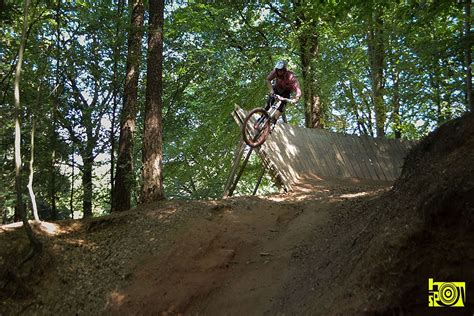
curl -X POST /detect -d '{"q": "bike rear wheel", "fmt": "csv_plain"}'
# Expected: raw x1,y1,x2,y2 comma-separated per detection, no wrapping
242,108,271,148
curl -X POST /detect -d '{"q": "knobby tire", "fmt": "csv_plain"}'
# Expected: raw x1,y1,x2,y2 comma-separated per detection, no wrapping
242,108,270,148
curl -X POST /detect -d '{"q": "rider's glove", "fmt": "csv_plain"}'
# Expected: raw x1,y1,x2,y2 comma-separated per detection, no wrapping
290,98,298,104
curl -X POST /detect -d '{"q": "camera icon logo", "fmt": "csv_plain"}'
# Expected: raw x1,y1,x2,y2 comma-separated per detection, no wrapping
428,278,466,307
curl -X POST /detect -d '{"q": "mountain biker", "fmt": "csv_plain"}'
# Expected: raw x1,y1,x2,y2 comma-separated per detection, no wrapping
265,60,301,122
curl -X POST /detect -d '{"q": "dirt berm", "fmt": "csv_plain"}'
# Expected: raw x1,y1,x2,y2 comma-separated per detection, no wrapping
1,112,473,315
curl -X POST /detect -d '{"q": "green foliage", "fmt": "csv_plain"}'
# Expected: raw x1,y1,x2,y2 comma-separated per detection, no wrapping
314,0,468,136
0,0,471,220
161,1,287,198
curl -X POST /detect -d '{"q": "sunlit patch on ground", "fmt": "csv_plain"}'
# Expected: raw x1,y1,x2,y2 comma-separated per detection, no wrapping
1,220,61,235
339,191,371,199
0,221,24,231
106,291,127,309
144,204,179,221
1,220,85,236
36,221,61,235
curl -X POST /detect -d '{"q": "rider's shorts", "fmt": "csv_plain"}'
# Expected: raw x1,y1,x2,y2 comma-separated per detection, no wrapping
266,87,292,112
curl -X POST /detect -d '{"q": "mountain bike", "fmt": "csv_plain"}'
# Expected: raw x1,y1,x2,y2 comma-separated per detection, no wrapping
242,94,293,148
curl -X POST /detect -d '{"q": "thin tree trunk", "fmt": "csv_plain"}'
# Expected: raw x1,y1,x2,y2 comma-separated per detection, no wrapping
368,8,385,137
14,0,42,254
140,0,165,203
49,0,61,221
430,63,445,126
82,139,94,218
354,80,374,136
391,69,401,138
27,113,40,221
64,66,103,219
50,133,57,219
465,0,473,111
70,145,74,219
344,82,369,135
2,208,6,224
80,109,95,218
112,0,144,212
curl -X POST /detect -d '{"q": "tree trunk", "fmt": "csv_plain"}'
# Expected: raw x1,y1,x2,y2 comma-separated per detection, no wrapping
113,0,144,211
293,0,322,129
465,0,473,111
300,34,322,129
112,0,144,212
110,0,126,209
368,8,385,137
140,0,165,204
82,168,93,218
14,0,42,254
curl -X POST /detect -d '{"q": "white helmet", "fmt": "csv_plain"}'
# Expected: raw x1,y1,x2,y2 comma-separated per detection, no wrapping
275,60,287,70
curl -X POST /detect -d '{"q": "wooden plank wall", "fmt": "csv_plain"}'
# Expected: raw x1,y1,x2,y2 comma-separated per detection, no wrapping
233,105,413,190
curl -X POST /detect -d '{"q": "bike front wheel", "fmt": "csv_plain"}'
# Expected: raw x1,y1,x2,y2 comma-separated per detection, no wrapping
242,108,271,148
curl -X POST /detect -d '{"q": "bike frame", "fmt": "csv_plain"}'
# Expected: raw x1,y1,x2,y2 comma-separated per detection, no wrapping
242,94,294,148
268,94,293,122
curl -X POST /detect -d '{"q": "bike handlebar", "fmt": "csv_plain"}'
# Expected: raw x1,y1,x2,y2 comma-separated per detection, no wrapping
273,94,298,104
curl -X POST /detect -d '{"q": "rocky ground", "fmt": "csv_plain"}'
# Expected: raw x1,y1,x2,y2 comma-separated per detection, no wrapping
1,112,473,315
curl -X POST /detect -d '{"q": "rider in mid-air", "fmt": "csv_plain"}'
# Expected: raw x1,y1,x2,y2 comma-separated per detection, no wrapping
265,60,301,122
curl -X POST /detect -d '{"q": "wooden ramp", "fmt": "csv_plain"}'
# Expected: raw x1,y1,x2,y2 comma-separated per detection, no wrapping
225,105,413,194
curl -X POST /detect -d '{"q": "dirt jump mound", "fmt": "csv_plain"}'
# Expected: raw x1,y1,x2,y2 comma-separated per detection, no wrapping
359,112,474,314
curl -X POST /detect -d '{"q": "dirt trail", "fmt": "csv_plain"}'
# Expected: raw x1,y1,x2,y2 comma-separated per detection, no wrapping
1,180,389,315
105,180,388,315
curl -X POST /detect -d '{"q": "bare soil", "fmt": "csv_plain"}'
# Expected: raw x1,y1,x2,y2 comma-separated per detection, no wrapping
1,112,474,315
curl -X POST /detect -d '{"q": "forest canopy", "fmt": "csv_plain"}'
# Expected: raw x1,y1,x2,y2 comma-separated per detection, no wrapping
0,0,472,221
